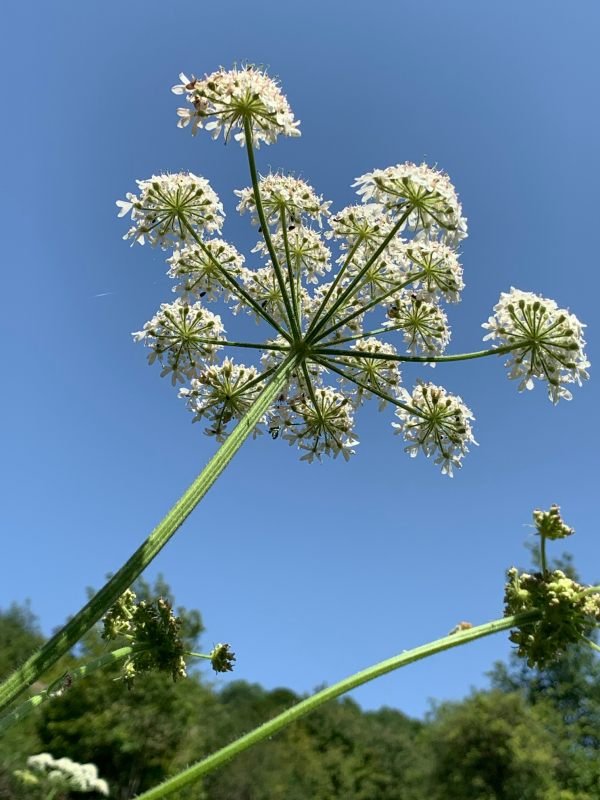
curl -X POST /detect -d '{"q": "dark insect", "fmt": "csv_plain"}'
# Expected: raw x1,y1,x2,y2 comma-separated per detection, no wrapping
269,426,280,440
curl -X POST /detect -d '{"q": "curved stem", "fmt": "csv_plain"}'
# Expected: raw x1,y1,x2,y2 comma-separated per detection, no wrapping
243,118,300,340
312,343,518,364
583,637,600,654
0,645,145,733
134,611,539,799
0,355,298,715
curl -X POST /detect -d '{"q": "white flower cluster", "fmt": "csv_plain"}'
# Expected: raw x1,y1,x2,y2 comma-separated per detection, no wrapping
236,173,331,228
133,299,225,384
116,173,224,248
354,163,468,245
393,381,476,476
172,65,300,146
24,753,109,795
117,64,588,471
482,288,589,403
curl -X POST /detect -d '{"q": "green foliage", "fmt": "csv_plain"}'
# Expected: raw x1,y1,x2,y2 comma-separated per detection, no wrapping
1,575,599,800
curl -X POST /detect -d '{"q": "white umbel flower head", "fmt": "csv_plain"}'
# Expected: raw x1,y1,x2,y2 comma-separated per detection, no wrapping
254,227,332,284
172,65,300,146
482,288,590,403
117,173,224,249
393,381,476,476
354,163,467,244
236,174,331,228
25,754,109,796
327,204,396,253
167,239,245,301
403,240,464,303
281,386,358,462
180,358,264,440
384,294,451,356
133,299,225,384
337,338,402,409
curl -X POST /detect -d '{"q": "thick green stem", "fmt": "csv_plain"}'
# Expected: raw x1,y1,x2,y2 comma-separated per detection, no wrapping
243,118,301,340
0,356,298,715
0,645,143,733
312,343,518,364
134,611,539,799
540,535,548,574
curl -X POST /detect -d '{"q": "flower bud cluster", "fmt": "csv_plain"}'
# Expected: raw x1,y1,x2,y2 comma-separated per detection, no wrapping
483,288,589,403
172,65,300,146
102,591,187,686
15,753,109,795
533,504,574,540
209,643,236,673
504,567,600,668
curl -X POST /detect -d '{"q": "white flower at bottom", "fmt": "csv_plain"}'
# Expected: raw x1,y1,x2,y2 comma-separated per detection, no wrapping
133,299,225,384
482,288,589,403
180,358,263,440
281,387,358,462
393,381,476,476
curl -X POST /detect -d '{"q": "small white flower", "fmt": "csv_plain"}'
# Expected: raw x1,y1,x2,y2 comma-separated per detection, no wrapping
384,294,451,356
172,65,300,147
236,173,331,229
167,239,245,301
117,173,224,249
180,358,264,440
133,299,225,384
482,288,590,403
393,381,476,476
354,162,467,244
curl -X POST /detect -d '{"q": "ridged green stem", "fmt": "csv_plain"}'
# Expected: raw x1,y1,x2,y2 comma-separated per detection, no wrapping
0,355,297,716
0,645,144,733
312,343,518,363
134,611,539,799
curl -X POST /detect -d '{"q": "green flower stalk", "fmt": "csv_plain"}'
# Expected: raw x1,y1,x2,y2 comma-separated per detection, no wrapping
0,64,590,714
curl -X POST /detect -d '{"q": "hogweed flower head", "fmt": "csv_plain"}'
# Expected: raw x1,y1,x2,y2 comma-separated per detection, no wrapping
118,64,589,473
133,299,225,385
533,504,574,540
210,643,236,673
504,567,600,669
102,591,187,685
393,381,476,476
117,173,224,248
17,754,109,796
236,173,331,228
483,288,589,403
354,162,468,245
172,65,300,146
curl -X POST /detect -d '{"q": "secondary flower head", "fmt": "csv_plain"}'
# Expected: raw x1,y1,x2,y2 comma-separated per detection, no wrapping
179,358,263,440
254,227,332,284
385,293,451,356
403,240,464,303
117,173,224,248
336,338,401,409
354,162,467,244
236,173,331,228
133,299,225,385
393,381,476,476
483,288,589,403
172,65,300,147
167,239,245,302
327,204,396,253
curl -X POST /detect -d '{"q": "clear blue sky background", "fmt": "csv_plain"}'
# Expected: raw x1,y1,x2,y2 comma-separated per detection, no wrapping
2,1,599,718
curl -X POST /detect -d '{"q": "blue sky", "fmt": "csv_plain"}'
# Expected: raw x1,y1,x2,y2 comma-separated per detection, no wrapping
1,1,599,718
